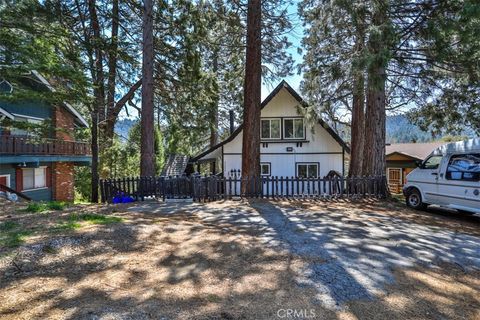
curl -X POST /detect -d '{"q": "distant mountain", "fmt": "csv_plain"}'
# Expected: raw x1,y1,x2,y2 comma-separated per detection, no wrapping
115,118,138,140
386,115,435,143
114,114,471,145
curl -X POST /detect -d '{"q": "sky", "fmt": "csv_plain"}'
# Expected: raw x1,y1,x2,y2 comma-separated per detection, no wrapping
120,1,305,119
262,0,304,99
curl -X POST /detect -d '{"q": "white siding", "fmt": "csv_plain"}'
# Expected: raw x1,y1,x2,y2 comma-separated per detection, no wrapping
224,153,343,178
200,86,346,177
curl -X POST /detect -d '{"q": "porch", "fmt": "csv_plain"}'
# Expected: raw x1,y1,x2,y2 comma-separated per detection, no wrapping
0,135,91,156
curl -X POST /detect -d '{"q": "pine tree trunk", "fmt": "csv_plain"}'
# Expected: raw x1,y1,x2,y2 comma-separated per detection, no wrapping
88,0,104,202
90,110,99,203
103,0,119,150
349,79,365,177
210,51,219,148
241,0,261,193
364,71,386,177
363,1,387,183
349,7,366,178
209,51,219,174
140,0,156,177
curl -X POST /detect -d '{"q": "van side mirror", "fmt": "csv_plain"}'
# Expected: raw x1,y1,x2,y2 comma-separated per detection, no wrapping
414,160,422,168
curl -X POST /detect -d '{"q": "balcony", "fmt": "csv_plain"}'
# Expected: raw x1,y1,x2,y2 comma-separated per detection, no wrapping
0,135,91,156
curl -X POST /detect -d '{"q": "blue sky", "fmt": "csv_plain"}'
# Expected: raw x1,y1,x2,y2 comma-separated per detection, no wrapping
262,0,304,99
120,2,305,118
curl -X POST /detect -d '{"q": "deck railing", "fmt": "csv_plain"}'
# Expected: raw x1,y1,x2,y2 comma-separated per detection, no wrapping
0,135,91,156
100,175,388,203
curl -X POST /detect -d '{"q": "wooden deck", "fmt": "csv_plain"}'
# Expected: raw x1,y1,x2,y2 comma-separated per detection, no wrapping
0,135,91,156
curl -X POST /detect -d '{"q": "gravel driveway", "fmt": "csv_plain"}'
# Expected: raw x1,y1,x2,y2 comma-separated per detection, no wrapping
174,200,480,309
1,199,479,319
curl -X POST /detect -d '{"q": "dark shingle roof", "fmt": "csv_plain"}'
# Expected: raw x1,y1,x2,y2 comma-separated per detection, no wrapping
161,154,190,176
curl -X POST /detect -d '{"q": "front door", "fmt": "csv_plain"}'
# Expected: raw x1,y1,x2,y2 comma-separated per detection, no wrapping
387,168,402,193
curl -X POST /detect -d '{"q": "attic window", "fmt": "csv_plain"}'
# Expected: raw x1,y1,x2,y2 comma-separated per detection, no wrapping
0,79,13,93
284,118,305,139
261,118,281,139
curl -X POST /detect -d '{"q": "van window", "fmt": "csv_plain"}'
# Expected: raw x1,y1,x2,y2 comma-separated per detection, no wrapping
422,156,442,169
446,154,480,181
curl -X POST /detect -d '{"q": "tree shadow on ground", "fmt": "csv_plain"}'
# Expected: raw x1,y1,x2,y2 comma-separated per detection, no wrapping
0,199,479,319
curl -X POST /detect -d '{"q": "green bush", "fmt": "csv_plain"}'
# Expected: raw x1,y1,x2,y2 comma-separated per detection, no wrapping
47,201,67,210
25,202,47,213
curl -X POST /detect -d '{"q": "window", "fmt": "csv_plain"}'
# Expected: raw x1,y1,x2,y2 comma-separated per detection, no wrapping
421,155,442,170
446,154,480,181
260,163,271,176
11,115,43,136
261,119,281,139
388,168,402,183
22,167,46,190
297,163,318,178
284,118,304,139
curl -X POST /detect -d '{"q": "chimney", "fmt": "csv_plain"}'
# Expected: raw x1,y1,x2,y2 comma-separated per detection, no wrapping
229,110,235,135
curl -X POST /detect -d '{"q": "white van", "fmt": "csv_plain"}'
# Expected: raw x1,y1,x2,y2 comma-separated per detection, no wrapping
403,138,480,214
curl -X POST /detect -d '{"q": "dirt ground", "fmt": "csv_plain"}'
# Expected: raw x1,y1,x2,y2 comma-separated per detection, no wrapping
0,199,479,320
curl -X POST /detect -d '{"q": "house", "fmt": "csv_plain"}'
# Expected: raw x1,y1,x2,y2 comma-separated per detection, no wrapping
190,81,349,178
386,141,445,193
0,71,91,201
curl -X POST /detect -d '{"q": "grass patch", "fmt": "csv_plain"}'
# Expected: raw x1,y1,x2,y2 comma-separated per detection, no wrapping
78,213,123,225
49,213,122,233
25,201,68,213
50,220,82,233
0,222,32,248
25,202,47,213
68,213,123,225
0,221,19,231
47,201,67,210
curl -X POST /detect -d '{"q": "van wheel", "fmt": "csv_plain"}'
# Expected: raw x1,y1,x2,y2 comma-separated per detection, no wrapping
406,189,427,210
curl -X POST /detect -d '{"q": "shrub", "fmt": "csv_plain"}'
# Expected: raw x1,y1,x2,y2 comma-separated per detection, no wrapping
25,202,47,213
47,201,67,210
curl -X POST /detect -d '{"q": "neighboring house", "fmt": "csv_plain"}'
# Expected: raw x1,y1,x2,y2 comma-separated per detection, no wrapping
190,81,349,178
386,141,445,193
161,154,190,176
0,71,91,201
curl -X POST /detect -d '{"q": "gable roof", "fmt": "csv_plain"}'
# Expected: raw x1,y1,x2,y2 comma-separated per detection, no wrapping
0,106,14,120
30,70,89,128
191,81,350,162
161,154,190,176
386,142,446,161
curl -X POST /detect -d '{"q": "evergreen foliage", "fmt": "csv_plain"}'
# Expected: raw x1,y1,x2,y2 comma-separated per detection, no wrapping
300,0,480,133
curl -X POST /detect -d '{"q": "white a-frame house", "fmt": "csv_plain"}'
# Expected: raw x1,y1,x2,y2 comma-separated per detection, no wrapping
190,81,350,178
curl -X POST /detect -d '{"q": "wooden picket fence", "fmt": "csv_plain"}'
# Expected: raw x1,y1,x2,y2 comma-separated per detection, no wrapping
100,175,387,203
